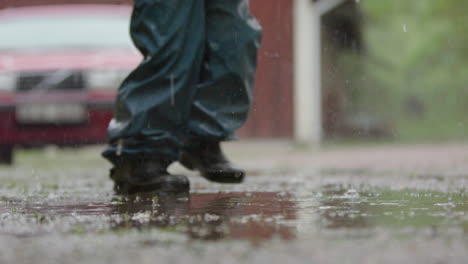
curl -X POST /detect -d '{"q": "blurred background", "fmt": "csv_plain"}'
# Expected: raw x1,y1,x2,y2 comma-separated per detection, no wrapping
0,0,467,164
323,0,468,142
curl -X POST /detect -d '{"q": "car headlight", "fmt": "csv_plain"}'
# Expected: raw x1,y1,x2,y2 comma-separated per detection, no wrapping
0,72,16,92
86,70,129,90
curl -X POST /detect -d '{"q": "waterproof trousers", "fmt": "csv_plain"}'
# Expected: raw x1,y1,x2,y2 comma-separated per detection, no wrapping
103,0,262,165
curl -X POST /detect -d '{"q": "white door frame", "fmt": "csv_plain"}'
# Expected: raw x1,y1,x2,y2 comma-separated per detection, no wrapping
293,0,346,144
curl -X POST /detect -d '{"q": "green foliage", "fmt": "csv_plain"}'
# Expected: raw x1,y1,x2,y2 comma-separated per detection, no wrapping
343,0,468,141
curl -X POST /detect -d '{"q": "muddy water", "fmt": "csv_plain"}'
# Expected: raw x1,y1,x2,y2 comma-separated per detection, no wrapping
1,185,466,241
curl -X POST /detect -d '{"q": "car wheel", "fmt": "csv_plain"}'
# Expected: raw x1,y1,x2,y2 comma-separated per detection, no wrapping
0,145,14,165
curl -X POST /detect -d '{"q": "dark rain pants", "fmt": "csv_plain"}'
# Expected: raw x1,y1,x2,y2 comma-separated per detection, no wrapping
103,0,262,165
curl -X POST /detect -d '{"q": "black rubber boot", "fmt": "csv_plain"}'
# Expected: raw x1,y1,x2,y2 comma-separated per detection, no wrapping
180,142,245,183
110,159,190,195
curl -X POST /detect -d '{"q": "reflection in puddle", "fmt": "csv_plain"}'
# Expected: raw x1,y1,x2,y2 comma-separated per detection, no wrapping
317,184,467,231
111,192,297,241
0,185,466,241
0,192,298,241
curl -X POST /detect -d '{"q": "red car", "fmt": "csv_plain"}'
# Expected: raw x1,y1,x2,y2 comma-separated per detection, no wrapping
0,4,141,164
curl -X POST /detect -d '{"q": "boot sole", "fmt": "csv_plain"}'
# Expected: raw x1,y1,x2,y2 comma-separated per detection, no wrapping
179,157,244,184
202,170,245,183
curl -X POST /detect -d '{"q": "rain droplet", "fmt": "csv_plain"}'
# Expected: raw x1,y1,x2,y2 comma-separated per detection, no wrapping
170,74,175,106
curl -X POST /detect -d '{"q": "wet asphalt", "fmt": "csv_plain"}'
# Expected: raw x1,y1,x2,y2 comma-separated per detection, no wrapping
0,141,467,263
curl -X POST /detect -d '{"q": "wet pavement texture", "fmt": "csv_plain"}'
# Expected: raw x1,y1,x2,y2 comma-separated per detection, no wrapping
0,142,467,263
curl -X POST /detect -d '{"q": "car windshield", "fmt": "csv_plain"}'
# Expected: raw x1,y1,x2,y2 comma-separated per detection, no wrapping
0,15,134,51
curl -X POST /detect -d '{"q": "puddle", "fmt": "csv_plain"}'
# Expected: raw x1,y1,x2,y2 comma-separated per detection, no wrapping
0,185,466,241
315,184,467,231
